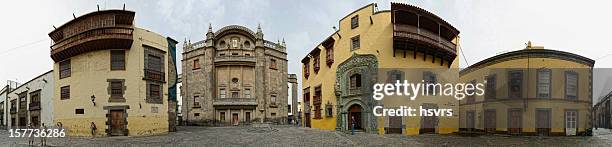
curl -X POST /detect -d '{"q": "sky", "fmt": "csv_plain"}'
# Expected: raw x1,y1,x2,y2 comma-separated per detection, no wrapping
1,0,612,99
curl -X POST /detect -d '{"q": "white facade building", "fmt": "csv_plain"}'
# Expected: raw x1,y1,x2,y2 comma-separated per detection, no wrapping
6,71,54,128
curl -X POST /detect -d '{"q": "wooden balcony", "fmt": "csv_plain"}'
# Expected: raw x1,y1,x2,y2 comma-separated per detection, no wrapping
49,10,135,62
393,24,456,54
144,69,165,82
50,27,133,62
29,102,41,111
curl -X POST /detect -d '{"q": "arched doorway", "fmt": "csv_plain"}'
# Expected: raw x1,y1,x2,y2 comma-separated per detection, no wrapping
347,104,363,130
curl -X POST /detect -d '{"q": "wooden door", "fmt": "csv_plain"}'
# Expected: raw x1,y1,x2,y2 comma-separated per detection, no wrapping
508,109,522,135
420,104,438,134
110,110,125,136
536,110,551,136
484,110,496,133
232,113,239,126
245,112,251,123
387,116,402,134
304,114,311,128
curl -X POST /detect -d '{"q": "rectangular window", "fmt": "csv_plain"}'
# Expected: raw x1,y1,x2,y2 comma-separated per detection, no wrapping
75,109,84,114
244,89,251,98
270,59,277,69
509,70,523,99
537,69,551,98
149,83,161,100
351,15,359,29
271,95,277,105
60,86,70,100
194,113,200,117
220,88,226,98
59,60,71,79
351,35,360,50
313,53,320,73
326,104,333,117
193,95,200,108
110,50,126,70
326,46,334,66
467,80,476,103
30,92,40,103
566,71,578,100
288,105,292,113
148,55,162,72
232,92,239,98
220,112,226,121
110,81,124,98
303,63,310,78
350,74,361,89
193,59,200,70
423,72,437,95
231,39,238,48
485,74,496,100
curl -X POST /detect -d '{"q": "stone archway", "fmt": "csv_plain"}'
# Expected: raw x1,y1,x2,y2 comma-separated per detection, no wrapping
334,53,378,133
347,104,363,130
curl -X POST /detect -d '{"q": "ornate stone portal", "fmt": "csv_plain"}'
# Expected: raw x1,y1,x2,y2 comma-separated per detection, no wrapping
335,53,378,133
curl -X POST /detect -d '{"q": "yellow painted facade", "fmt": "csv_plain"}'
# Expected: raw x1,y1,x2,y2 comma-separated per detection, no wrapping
52,27,172,137
301,3,460,135
459,47,594,136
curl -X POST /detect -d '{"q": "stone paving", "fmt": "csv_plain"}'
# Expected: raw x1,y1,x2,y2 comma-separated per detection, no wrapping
1,126,612,147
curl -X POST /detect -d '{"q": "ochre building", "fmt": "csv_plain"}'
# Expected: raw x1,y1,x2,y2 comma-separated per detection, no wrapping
181,25,288,126
301,3,460,135
49,10,178,136
459,43,594,136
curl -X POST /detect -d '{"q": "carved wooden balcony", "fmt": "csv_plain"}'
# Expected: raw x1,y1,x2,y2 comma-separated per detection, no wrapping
49,10,135,62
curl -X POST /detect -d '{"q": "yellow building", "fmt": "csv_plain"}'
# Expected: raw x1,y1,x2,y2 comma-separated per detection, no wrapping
459,43,594,136
301,3,460,135
48,10,178,136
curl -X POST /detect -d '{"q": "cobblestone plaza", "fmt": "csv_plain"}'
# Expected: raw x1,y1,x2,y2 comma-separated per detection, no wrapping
2,126,612,146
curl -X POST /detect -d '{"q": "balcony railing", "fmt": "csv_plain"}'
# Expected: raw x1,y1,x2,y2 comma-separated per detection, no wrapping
29,102,41,111
50,27,134,62
393,24,456,54
144,69,165,82
10,108,16,114
213,98,257,106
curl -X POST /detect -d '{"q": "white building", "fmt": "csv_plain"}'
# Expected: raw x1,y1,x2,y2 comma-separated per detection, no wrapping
6,71,54,128
1,80,20,129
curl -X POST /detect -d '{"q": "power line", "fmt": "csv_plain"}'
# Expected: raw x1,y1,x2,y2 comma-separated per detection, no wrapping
0,39,48,57
458,45,470,67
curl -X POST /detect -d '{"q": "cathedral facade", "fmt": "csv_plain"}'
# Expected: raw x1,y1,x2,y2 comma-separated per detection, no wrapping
181,25,288,126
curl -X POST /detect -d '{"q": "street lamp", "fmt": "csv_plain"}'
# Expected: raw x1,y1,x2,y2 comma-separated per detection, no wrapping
91,95,96,106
